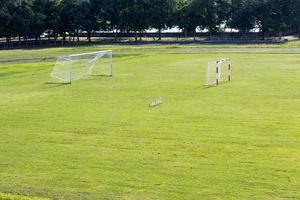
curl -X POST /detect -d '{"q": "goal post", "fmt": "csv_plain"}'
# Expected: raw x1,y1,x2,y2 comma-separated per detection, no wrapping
205,58,231,86
50,50,112,83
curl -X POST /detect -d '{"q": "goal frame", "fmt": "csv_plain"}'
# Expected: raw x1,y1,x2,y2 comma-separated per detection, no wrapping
50,50,112,83
205,58,231,86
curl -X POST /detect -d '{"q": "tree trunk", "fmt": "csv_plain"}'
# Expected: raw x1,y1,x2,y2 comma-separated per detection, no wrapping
118,29,123,41
54,34,57,46
62,33,65,46
18,35,21,47
158,28,162,40
6,37,10,49
114,28,117,40
76,29,80,42
134,30,138,42
262,30,265,40
87,31,91,43
278,30,282,41
62,32,66,43
48,30,51,41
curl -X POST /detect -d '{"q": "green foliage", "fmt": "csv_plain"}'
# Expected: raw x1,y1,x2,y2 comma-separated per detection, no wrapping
0,0,300,41
148,0,177,38
228,0,300,38
120,0,152,35
229,0,256,33
290,0,300,37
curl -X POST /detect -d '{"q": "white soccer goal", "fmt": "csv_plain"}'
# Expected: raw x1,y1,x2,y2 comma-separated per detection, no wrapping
50,50,112,83
205,58,231,86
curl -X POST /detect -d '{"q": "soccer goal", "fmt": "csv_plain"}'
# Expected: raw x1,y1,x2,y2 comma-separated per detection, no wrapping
50,50,112,83
205,58,231,86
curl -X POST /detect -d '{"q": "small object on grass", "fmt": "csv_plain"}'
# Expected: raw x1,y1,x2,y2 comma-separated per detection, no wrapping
149,97,162,107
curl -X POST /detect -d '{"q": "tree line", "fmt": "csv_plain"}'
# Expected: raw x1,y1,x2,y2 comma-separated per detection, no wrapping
1,0,300,43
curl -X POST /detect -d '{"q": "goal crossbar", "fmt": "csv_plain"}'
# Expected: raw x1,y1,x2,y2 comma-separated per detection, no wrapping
68,50,112,57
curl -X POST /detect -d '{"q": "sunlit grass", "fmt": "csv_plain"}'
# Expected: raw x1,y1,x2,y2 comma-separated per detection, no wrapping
0,45,299,199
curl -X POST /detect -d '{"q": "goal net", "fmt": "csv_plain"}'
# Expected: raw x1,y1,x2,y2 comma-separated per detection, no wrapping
205,58,231,86
50,50,112,83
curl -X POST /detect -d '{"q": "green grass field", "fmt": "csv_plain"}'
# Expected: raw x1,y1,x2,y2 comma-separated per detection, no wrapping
0,43,300,200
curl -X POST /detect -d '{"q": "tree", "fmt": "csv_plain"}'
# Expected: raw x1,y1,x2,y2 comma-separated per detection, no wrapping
271,0,293,38
76,0,98,42
9,0,32,42
33,0,60,41
149,0,177,40
290,0,300,38
30,0,47,41
0,0,15,43
250,0,292,39
173,0,201,38
98,0,128,37
228,0,256,33
176,0,230,37
201,0,230,33
58,0,80,42
120,0,152,41
0,0,11,33
0,0,298,46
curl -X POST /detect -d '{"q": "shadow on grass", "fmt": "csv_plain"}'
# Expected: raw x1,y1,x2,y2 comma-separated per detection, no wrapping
1,37,287,52
202,82,231,89
203,85,215,89
44,81,71,88
89,75,113,77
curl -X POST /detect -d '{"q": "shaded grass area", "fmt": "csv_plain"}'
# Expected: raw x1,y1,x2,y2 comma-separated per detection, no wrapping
0,46,299,199
0,193,48,200
1,40,300,64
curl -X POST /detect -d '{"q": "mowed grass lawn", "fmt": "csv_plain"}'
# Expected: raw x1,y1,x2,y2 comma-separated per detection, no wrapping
0,44,299,199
